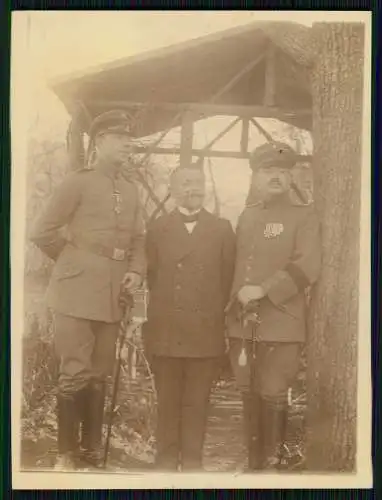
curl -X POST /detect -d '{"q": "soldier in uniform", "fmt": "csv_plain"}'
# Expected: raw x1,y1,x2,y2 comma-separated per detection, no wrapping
144,165,236,471
227,141,321,471
30,110,146,470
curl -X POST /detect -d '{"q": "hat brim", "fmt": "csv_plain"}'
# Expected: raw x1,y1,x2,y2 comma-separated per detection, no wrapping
93,129,133,139
250,158,296,171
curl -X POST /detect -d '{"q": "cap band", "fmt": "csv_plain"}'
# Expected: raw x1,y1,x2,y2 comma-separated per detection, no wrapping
94,124,132,139
88,110,134,140
250,142,297,171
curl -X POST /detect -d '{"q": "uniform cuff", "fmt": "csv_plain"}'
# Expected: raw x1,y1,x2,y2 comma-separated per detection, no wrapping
285,262,310,291
261,270,299,306
33,238,66,261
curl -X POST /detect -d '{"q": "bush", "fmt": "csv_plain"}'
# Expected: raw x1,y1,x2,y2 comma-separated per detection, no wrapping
21,297,157,464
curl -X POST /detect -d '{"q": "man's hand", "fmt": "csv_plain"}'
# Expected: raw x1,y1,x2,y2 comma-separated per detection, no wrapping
122,272,141,293
237,285,266,306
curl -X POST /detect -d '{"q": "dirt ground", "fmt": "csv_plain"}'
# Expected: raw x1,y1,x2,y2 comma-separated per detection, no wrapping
20,380,246,472
21,382,304,474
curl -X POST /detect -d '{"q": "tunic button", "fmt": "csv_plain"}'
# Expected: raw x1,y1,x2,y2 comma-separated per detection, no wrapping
176,285,181,290
177,263,183,269
245,278,251,283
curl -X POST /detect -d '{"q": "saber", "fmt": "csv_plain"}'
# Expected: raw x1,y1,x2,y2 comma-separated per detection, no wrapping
242,300,260,470
103,291,135,469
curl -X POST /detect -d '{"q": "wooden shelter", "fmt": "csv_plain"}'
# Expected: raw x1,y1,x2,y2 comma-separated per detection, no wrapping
49,20,314,214
50,21,313,156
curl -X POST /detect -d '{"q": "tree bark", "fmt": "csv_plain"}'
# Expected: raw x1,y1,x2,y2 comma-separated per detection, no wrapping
306,22,365,471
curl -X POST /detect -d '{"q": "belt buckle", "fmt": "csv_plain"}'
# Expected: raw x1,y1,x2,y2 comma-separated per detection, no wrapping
112,248,125,261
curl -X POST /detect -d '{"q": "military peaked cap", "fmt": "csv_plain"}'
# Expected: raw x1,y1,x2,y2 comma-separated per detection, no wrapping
249,141,298,171
88,109,135,140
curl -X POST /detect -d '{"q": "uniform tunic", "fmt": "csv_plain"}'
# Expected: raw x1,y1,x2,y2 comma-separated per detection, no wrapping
30,166,146,323
227,194,321,397
228,195,321,343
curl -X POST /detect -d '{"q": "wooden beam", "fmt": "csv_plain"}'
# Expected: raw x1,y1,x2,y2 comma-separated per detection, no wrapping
90,100,312,120
125,53,265,165
202,117,241,151
241,118,249,154
209,53,265,103
264,45,277,107
131,144,312,162
250,117,275,143
134,145,248,159
180,111,194,168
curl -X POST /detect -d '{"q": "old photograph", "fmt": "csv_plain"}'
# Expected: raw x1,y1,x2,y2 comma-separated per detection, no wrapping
11,10,372,489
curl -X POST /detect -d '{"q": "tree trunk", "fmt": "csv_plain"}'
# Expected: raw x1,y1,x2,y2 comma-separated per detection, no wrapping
306,22,365,471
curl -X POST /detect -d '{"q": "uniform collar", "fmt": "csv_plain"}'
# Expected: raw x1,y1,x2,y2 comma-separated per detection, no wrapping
260,192,291,209
93,160,121,180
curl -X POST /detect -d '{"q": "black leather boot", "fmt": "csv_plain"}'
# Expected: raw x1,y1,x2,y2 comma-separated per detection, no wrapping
242,391,263,471
260,398,288,471
54,394,80,471
79,381,106,468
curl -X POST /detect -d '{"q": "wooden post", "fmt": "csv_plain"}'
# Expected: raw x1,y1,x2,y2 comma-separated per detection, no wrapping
240,118,249,154
180,111,194,168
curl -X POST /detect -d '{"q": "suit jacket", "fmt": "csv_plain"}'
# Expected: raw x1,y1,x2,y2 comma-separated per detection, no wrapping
30,167,146,323
143,208,236,357
227,195,321,342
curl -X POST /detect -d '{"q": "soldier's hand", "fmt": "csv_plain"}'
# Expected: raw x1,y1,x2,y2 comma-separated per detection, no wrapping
237,285,265,305
122,272,141,293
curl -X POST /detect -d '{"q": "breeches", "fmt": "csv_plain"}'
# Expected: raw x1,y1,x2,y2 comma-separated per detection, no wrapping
54,313,119,395
152,356,220,469
229,339,300,403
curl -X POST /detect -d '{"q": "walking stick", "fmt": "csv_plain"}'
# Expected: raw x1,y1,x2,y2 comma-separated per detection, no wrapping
103,290,135,469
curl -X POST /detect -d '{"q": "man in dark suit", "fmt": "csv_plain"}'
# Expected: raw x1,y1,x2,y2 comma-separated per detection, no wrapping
144,165,236,471
30,111,146,470
227,142,321,471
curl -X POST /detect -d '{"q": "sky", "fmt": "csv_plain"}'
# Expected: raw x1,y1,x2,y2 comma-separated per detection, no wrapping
12,11,317,139
24,11,313,80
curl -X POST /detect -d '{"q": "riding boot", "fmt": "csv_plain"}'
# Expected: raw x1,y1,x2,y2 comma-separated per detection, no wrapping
54,393,80,471
242,391,263,471
277,408,289,470
80,381,106,467
260,398,288,471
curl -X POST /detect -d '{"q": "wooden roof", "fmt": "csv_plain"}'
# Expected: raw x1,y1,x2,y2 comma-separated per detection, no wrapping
50,21,314,135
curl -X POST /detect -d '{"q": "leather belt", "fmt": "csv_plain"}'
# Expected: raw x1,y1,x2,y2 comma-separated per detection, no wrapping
71,240,127,261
